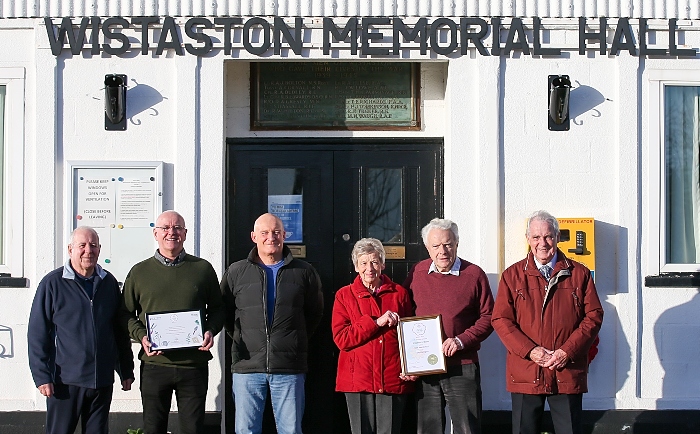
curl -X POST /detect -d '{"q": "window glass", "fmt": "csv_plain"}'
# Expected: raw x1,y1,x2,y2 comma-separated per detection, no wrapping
664,85,700,264
268,168,303,195
0,69,25,276
268,168,303,243
366,168,403,243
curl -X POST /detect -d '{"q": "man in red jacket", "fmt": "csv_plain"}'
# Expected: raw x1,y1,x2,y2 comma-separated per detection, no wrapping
492,210,603,434
404,218,495,434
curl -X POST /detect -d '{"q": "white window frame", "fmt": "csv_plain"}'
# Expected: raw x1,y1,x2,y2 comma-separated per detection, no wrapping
0,68,25,276
648,69,700,273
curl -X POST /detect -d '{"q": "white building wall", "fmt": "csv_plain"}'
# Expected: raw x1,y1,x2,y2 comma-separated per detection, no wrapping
499,52,639,410
639,57,700,409
0,21,45,412
0,10,699,419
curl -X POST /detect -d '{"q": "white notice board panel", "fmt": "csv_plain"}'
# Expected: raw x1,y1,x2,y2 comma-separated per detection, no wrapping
67,161,163,284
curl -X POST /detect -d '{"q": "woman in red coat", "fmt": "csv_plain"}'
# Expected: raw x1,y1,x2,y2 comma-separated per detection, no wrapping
332,238,416,434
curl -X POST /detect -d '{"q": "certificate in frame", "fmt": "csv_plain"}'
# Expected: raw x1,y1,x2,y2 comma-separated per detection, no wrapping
146,309,204,351
396,315,447,376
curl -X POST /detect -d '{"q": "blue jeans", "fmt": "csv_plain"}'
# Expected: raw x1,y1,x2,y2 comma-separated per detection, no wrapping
232,373,305,434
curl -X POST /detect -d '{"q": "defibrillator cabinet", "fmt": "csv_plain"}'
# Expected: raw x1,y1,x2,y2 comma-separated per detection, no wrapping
557,218,595,281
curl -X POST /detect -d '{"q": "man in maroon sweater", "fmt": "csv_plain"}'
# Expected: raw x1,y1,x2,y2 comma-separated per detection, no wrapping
403,218,495,434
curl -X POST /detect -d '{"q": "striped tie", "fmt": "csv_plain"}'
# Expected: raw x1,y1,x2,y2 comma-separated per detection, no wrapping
541,265,552,280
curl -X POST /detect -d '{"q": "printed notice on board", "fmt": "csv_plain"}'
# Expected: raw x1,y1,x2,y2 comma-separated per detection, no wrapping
76,176,157,228
268,195,303,243
118,178,156,225
77,178,116,226
71,163,162,285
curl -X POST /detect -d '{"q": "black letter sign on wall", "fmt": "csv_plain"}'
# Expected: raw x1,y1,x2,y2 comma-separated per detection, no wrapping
244,17,272,55
43,16,700,58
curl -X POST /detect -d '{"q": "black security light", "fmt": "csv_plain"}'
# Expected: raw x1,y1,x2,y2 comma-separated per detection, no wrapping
105,74,127,131
548,75,571,131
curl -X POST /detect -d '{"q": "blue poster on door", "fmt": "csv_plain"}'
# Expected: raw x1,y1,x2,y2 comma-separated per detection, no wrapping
268,195,303,243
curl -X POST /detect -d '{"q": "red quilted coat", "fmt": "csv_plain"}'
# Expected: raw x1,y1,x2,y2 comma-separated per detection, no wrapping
332,274,415,394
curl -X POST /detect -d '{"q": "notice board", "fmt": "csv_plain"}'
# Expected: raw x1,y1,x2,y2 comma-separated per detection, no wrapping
67,161,163,284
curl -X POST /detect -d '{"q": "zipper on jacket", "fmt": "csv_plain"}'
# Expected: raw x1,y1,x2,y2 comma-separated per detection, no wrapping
90,297,98,389
260,267,271,374
76,278,100,389
91,279,102,389
264,263,286,374
541,283,551,321
261,267,270,333
370,290,385,393
516,289,525,301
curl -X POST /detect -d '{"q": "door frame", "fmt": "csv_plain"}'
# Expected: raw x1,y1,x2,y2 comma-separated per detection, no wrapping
224,137,444,268
223,137,444,433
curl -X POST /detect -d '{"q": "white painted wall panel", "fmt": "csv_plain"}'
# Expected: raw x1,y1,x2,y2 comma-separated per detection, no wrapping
692,0,700,19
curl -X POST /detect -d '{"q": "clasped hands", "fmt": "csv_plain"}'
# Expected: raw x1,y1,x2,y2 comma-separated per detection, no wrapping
529,346,569,370
376,310,399,328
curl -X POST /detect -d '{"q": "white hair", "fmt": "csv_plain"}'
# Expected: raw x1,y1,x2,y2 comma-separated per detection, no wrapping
526,210,560,237
421,218,459,246
351,238,386,267
69,226,99,245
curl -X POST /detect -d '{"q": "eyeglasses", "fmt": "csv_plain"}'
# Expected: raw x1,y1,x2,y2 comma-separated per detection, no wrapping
155,225,186,232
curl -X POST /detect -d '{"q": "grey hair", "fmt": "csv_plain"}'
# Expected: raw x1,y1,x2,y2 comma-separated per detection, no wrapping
526,210,560,237
421,218,459,246
351,238,386,267
69,226,99,245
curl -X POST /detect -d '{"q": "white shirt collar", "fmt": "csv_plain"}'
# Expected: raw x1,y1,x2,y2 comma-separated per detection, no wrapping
535,251,558,271
428,257,461,275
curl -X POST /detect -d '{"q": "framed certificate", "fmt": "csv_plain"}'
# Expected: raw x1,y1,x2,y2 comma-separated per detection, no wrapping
397,315,447,376
146,309,204,350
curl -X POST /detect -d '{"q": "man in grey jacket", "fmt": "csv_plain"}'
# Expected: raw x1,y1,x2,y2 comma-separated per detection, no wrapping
28,226,134,434
220,213,324,434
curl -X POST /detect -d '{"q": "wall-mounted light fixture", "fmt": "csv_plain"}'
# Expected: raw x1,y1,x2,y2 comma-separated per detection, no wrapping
105,74,127,131
548,75,571,131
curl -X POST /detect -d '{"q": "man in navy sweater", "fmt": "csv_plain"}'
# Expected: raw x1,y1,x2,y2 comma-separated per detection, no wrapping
28,226,134,434
403,218,494,434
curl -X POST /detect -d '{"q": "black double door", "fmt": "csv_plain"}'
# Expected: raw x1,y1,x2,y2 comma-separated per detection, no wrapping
224,139,442,433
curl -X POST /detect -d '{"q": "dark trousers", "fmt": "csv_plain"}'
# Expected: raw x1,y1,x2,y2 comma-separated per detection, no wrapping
345,392,408,434
416,363,482,434
140,362,209,434
511,393,583,434
46,383,114,434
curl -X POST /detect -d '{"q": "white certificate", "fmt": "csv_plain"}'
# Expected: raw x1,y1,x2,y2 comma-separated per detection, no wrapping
397,315,447,376
146,310,204,350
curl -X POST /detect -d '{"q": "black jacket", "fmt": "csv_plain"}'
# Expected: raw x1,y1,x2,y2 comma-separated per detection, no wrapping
220,246,324,373
28,262,134,389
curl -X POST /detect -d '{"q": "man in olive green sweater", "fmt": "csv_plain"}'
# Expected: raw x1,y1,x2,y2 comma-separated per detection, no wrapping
121,210,224,434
